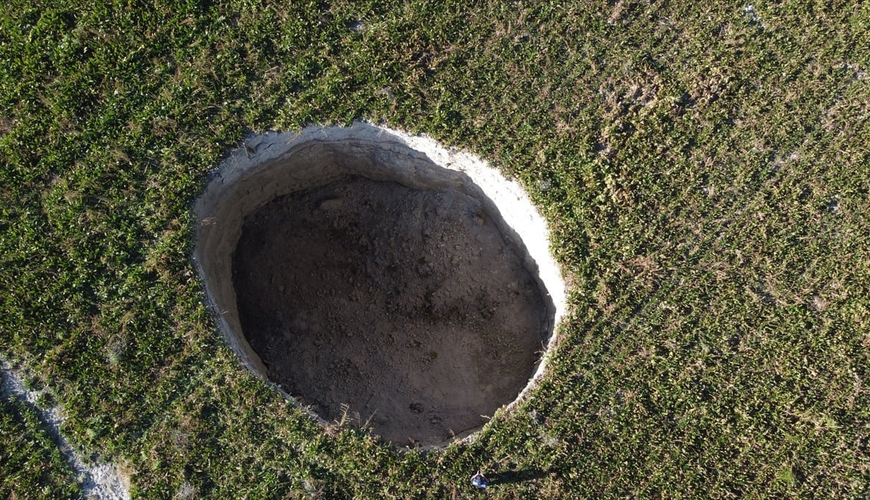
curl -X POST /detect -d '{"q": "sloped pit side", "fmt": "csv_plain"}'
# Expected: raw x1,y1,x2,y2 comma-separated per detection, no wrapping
192,123,566,446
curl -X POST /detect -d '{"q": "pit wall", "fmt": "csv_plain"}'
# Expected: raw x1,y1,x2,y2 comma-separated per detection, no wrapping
192,122,567,430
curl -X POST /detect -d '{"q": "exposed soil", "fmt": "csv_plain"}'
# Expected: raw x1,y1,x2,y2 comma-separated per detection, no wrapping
232,176,548,445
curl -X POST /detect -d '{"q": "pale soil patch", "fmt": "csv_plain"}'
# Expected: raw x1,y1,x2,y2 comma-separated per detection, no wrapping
0,358,130,500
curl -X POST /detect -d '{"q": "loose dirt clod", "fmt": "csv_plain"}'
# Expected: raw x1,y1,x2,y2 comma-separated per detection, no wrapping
233,176,548,445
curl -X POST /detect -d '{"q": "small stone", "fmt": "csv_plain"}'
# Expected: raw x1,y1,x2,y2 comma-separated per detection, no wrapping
319,198,343,210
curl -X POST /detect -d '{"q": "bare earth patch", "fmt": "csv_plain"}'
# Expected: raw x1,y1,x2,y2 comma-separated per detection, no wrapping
233,176,548,445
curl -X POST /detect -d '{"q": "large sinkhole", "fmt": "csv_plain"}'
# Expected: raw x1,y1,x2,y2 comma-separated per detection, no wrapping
193,123,566,447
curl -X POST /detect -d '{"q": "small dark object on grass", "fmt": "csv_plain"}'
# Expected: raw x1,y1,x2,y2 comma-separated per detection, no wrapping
471,471,488,489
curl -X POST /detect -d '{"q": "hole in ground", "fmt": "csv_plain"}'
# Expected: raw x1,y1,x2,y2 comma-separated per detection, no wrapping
193,123,566,448
233,176,547,445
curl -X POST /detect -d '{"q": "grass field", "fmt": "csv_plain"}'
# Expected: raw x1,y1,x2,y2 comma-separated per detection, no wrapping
1,0,869,497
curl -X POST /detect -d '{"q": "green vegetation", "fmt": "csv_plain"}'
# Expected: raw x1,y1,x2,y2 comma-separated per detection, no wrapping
1,383,80,499
1,0,869,497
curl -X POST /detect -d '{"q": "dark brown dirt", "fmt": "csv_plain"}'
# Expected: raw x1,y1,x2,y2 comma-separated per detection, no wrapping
232,176,548,446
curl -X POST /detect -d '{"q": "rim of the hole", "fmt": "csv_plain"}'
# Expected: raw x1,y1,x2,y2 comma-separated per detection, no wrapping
191,121,568,450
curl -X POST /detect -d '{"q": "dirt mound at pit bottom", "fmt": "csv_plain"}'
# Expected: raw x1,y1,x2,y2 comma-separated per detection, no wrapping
232,176,548,445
